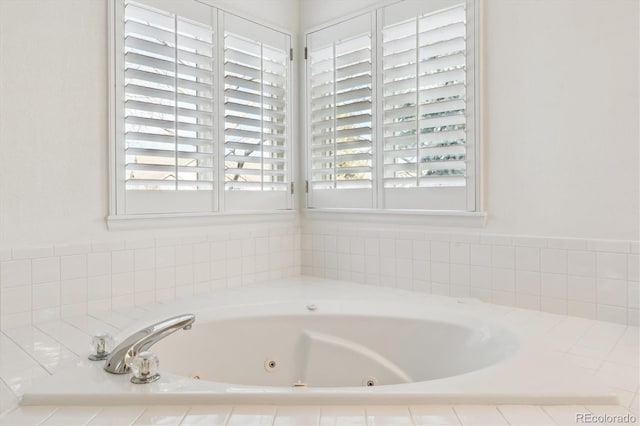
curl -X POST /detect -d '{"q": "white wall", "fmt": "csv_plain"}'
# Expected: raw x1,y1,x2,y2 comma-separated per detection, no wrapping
300,0,640,241
0,0,638,247
0,0,300,247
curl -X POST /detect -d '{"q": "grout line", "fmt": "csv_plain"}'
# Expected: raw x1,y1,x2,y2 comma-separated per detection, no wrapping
36,407,59,425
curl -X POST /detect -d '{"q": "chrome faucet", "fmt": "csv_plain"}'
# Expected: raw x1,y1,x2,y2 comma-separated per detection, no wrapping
104,313,195,374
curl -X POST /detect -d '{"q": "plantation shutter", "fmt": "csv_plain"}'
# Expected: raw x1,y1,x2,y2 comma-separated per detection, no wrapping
380,1,476,210
118,0,216,214
222,13,292,210
306,13,375,208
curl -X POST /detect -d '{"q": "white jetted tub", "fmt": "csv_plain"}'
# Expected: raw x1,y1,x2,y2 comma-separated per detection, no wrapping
21,280,616,405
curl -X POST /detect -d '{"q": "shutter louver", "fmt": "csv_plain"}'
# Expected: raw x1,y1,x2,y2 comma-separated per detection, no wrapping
382,4,467,190
124,1,215,191
309,34,373,191
224,32,289,193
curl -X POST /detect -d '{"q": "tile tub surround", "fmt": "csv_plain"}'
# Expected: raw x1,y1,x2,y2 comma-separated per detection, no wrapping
0,225,301,330
301,223,640,326
0,278,637,425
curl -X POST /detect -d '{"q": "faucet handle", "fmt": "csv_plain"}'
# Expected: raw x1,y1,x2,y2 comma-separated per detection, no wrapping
130,350,160,384
88,333,115,361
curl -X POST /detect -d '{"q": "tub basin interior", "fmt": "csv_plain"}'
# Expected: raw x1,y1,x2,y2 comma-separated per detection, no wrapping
153,313,518,388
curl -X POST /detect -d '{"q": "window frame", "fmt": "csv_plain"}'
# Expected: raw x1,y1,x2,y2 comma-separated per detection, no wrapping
107,0,296,228
302,0,483,223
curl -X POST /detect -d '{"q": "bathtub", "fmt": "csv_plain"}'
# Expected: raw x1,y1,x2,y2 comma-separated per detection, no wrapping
20,279,616,405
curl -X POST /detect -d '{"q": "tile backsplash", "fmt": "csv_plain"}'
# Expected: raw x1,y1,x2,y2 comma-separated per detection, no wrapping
301,221,640,326
1,219,638,329
0,225,300,329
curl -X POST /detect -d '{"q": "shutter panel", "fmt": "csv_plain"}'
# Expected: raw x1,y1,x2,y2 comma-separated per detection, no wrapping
381,2,475,210
223,13,291,210
306,13,375,208
121,0,216,214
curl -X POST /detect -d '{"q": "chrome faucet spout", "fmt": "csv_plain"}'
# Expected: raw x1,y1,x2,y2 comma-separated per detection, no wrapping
104,313,195,374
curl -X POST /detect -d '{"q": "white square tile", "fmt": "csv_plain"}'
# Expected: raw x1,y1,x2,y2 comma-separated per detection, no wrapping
193,262,210,283
133,406,188,426
431,241,450,263
87,275,111,301
410,405,460,425
0,406,57,425
492,268,515,292
566,301,596,322
492,290,515,306
227,406,276,426
497,405,554,425
515,246,539,271
542,297,567,315
60,278,87,305
541,272,567,299
492,246,514,269
319,406,366,426
180,406,231,426
597,252,628,279
379,239,395,258
32,282,60,310
350,237,365,255
111,250,134,274
87,406,147,426
394,258,411,279
0,260,31,288
134,269,155,293
1,286,31,314
628,282,640,309
412,240,429,260
210,241,226,261
470,245,491,266
134,248,155,271
432,282,450,296
451,242,470,265
454,406,508,425
628,254,640,282
588,240,631,253
515,293,540,310
515,270,540,295
32,307,61,324
542,405,588,425
380,257,395,276
597,278,627,307
31,257,60,284
451,264,469,285
60,255,87,280
469,265,492,289
12,246,53,260
54,242,91,256
87,252,110,277
396,240,412,259
112,272,135,297
568,275,596,302
568,251,596,277
156,246,176,267
450,285,470,298
431,262,450,283
273,407,320,426
597,304,627,324
470,287,492,302
541,249,567,273
366,406,412,425
175,245,194,266
176,264,194,286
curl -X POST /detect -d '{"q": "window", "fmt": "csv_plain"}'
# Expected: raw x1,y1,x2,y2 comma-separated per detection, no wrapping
110,0,292,217
305,0,478,212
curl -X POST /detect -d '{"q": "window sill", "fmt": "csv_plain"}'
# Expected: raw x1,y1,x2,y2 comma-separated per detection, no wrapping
106,210,297,231
302,208,487,227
